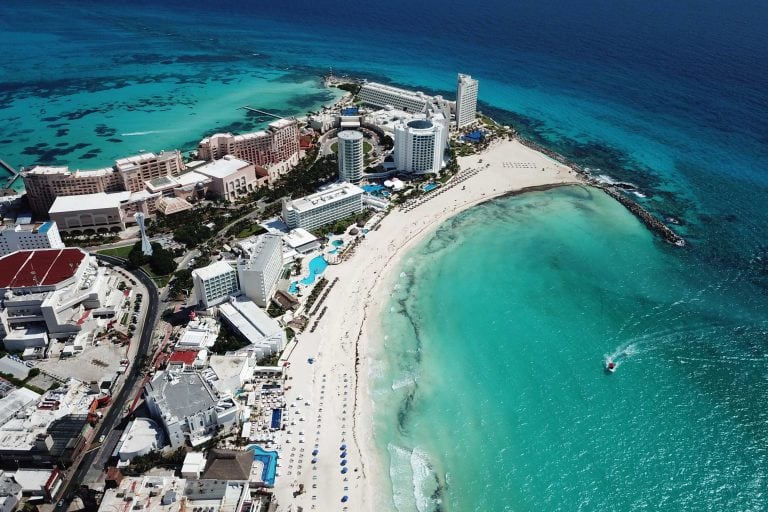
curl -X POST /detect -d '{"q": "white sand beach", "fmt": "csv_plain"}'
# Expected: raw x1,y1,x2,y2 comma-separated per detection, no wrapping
271,138,581,511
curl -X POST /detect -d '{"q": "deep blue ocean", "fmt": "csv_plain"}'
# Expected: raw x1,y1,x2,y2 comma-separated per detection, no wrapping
2,1,768,510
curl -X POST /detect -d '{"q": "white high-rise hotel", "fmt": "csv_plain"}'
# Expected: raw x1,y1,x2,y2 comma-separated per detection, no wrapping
456,73,479,128
337,130,364,184
394,119,447,175
237,233,283,308
282,182,364,231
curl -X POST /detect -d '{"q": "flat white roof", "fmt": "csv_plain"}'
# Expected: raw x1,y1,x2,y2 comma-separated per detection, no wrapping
176,170,211,186
219,298,282,342
195,156,250,179
192,261,236,281
49,191,131,213
287,182,364,213
283,228,318,248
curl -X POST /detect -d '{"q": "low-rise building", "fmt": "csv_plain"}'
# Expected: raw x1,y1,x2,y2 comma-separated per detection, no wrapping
237,234,283,308
192,261,239,309
175,316,219,351
282,182,364,231
114,418,166,463
144,369,239,448
0,222,63,257
194,156,258,202
218,297,285,360
0,248,125,347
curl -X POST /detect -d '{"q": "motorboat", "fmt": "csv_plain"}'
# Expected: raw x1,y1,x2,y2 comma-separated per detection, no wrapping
605,359,617,373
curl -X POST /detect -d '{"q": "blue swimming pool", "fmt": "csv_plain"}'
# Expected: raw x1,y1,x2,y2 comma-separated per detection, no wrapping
270,408,282,429
332,239,344,247
300,255,328,285
247,445,278,486
423,183,439,192
362,184,385,194
288,255,329,293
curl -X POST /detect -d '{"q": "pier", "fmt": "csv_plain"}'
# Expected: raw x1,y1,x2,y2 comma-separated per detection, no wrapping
238,106,286,119
0,159,19,189
516,136,686,247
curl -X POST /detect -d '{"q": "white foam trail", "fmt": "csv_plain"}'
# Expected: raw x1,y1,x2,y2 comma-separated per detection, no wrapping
391,374,416,390
387,443,414,512
121,129,177,136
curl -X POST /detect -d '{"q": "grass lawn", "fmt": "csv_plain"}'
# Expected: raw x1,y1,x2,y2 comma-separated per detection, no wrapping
331,140,373,154
141,265,171,288
97,245,134,258
236,224,267,239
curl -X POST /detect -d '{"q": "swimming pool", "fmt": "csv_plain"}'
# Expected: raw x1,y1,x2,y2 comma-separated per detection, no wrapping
423,183,439,192
332,239,344,247
289,255,329,294
247,445,278,486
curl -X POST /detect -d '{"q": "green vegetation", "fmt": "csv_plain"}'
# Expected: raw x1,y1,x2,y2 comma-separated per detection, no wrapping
257,353,281,366
311,209,375,237
228,219,267,239
126,448,186,475
174,223,213,247
265,151,339,202
128,242,176,277
267,301,286,318
211,321,250,354
96,245,133,259
336,82,361,95
381,135,394,150
331,140,373,154
167,268,193,300
304,277,328,311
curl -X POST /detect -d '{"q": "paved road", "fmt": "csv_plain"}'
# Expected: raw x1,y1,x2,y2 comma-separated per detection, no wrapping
55,255,159,511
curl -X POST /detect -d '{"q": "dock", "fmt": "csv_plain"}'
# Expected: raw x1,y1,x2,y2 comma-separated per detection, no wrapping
0,159,19,189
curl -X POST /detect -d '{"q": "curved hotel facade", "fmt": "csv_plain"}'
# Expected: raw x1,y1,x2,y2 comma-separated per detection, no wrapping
393,119,446,175
337,130,364,184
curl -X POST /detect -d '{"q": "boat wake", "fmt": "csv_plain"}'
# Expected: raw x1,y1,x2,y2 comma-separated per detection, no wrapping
121,129,177,136
604,342,639,372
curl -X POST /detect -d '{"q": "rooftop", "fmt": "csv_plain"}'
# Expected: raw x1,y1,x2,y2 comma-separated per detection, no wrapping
168,350,200,366
0,248,86,288
192,261,236,281
219,297,282,343
145,371,218,421
287,182,364,213
201,449,253,481
239,234,281,271
195,156,251,179
48,191,131,213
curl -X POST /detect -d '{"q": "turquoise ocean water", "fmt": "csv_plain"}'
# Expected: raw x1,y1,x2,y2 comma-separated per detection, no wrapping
2,1,768,510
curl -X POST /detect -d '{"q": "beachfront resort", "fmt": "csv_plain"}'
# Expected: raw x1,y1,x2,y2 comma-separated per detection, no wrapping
0,69,628,511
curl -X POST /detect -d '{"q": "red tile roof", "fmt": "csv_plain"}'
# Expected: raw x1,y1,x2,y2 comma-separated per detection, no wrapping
0,248,86,288
168,350,199,365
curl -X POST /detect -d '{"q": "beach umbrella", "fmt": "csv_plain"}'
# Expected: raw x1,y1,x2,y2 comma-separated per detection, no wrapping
312,449,318,456
341,496,349,503
341,459,347,466
340,451,347,458
340,444,347,450
311,458,318,464
341,468,348,474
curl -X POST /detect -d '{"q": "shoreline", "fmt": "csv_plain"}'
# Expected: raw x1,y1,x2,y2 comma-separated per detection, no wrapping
273,137,582,511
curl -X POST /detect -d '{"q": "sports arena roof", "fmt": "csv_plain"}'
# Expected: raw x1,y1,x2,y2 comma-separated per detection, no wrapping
0,248,86,288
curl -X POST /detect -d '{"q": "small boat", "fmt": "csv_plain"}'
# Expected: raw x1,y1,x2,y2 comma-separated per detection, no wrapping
605,359,617,373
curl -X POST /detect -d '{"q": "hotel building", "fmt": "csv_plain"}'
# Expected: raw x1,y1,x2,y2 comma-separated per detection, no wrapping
282,182,364,231
394,118,447,174
0,221,64,257
237,234,283,308
359,82,431,112
455,73,479,128
144,369,239,448
192,261,239,309
337,130,364,184
193,156,258,202
22,150,185,217
197,119,300,181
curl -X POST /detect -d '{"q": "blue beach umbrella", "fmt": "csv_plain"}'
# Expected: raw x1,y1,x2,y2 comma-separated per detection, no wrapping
340,451,347,458
340,444,347,450
341,496,349,503
341,459,347,466
312,449,318,456
341,467,348,474
311,458,317,464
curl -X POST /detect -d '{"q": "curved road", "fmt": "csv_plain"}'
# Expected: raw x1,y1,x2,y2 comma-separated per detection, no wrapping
55,255,159,510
